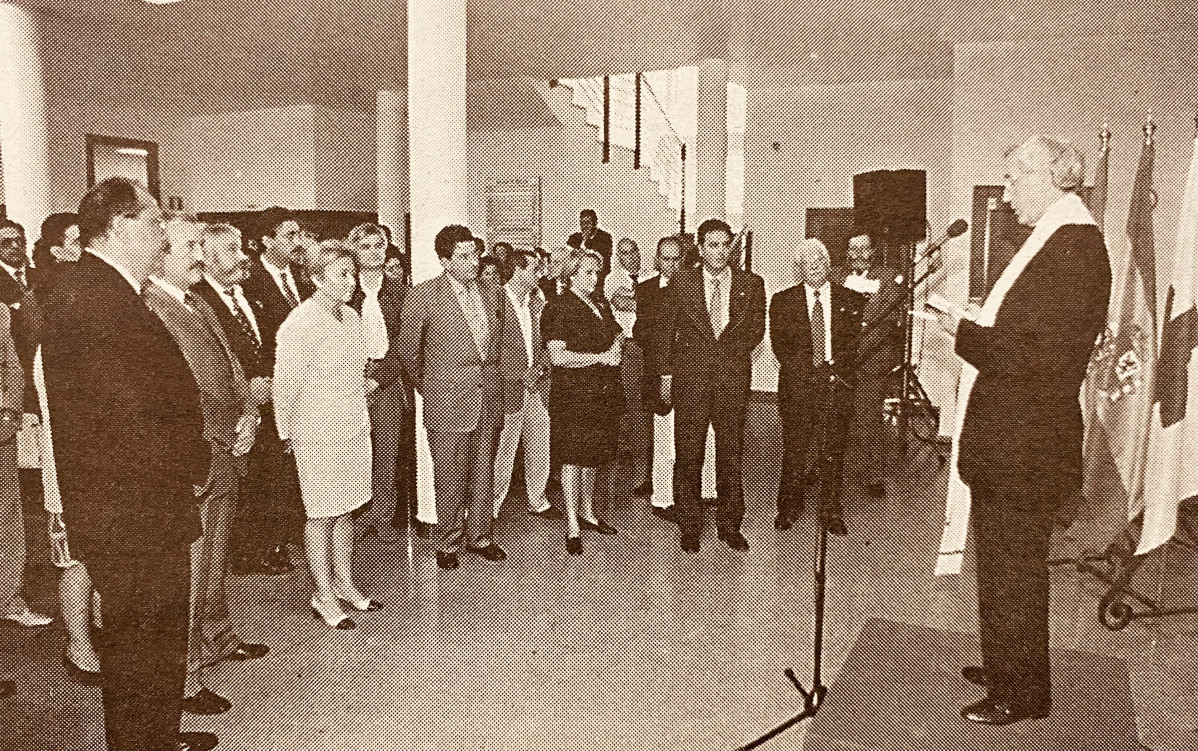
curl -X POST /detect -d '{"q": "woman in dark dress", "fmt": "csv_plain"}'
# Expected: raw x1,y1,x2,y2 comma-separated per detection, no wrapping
542,249,624,555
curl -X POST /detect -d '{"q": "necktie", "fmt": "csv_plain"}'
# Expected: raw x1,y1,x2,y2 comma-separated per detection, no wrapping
279,269,300,308
811,289,825,366
709,276,722,336
224,289,261,348
14,267,27,290
461,283,489,358
631,272,638,284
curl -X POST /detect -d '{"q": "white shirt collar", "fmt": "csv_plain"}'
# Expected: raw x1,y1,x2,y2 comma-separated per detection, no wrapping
204,273,233,294
0,260,24,282
147,276,190,307
703,265,732,284
87,249,142,293
505,283,530,308
804,280,831,299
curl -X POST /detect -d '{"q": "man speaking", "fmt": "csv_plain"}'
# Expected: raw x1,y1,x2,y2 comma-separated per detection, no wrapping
937,136,1111,726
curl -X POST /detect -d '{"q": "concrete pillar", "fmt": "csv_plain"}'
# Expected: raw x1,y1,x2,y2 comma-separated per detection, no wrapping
0,3,50,231
376,89,409,242
694,58,728,223
408,0,467,285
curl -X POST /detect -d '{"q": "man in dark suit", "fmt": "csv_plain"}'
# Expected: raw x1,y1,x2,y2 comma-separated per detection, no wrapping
191,222,297,576
655,218,766,552
346,223,412,542
398,225,506,570
938,136,1111,725
770,238,864,534
537,245,571,303
41,177,215,751
147,215,269,716
566,209,614,277
831,233,902,497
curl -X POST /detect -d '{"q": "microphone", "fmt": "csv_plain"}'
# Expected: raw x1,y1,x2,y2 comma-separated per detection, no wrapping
915,219,968,264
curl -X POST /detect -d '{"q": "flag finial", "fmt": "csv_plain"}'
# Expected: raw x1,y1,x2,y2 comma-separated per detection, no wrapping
1143,113,1156,145
1100,122,1111,151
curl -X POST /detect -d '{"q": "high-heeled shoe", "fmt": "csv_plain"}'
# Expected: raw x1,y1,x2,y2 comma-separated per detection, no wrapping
566,536,583,555
310,595,356,630
62,653,102,686
333,583,384,612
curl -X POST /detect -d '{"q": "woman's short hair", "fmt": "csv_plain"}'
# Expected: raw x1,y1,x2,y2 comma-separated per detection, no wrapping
33,212,79,269
561,247,603,286
308,239,358,280
1005,135,1086,192
347,222,387,246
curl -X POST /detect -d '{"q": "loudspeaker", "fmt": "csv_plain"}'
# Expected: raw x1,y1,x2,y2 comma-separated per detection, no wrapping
853,169,927,243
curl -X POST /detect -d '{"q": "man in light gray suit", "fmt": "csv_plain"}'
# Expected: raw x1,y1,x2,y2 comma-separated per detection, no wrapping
144,216,267,716
398,225,506,570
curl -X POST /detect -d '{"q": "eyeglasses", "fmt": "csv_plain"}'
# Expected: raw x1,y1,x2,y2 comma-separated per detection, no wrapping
0,237,24,248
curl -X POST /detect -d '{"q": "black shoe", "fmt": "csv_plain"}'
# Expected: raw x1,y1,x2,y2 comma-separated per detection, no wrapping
226,642,270,662
465,543,507,562
865,481,886,498
182,687,231,716
176,731,219,751
718,529,749,551
436,551,459,570
0,679,15,700
412,520,431,539
579,517,617,535
529,506,564,520
651,506,678,524
566,536,583,556
961,665,990,688
62,653,101,686
960,697,1049,725
632,481,653,497
681,534,700,553
774,513,793,531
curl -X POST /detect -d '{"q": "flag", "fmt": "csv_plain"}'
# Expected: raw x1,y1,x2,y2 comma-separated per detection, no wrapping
1087,127,1158,522
1080,132,1113,512
1140,130,1198,555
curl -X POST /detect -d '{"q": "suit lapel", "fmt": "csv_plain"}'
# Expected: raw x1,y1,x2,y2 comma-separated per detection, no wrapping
721,270,749,340
681,271,716,340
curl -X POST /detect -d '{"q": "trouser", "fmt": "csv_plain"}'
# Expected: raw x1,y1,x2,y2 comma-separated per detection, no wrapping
426,426,500,554
650,414,717,509
88,547,191,751
232,411,301,561
493,390,551,517
852,372,889,481
971,496,1054,711
620,340,653,486
674,389,747,535
186,449,242,689
0,443,28,616
363,379,407,532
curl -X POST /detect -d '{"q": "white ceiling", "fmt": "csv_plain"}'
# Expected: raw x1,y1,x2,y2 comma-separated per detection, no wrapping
13,0,1197,113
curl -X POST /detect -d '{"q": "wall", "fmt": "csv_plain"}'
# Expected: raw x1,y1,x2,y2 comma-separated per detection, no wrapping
315,105,377,211
743,77,954,390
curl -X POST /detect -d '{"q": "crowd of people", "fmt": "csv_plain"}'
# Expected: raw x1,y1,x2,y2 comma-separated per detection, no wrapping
0,134,1103,747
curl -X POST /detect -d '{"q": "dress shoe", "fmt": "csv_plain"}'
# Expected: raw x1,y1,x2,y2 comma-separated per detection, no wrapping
62,653,102,685
182,687,231,716
566,536,583,556
632,480,653,497
2,608,53,628
718,529,750,551
774,513,793,531
960,697,1048,725
961,665,990,688
529,506,564,520
412,519,431,539
436,551,459,570
176,731,219,751
579,517,617,535
651,506,678,524
680,534,700,553
0,679,14,700
465,543,507,561
225,642,270,662
865,480,886,498
310,595,355,630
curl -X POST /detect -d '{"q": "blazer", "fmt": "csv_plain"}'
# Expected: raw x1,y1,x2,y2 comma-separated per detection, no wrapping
240,256,298,366
830,265,903,376
769,283,864,420
0,306,23,415
497,287,550,414
292,260,315,301
654,266,767,409
0,268,40,412
632,275,675,415
566,228,614,271
41,253,207,558
956,224,1110,506
348,274,406,391
190,277,271,380
398,273,502,433
143,281,249,448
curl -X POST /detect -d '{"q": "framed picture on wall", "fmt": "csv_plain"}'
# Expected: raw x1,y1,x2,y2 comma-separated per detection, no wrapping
86,134,161,202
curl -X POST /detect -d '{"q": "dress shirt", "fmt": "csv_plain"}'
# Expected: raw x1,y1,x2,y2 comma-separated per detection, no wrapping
147,277,192,309
205,274,261,342
804,281,834,363
603,265,639,337
359,274,390,359
703,265,732,335
447,273,489,359
87,249,141,293
505,285,534,368
260,255,302,307
0,260,27,291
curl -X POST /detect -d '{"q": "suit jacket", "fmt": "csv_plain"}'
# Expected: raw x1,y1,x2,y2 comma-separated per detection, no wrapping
0,267,40,412
348,274,406,391
241,256,298,367
654,266,767,413
143,281,249,449
956,224,1110,506
566,228,614,271
291,260,315,301
0,306,22,415
398,273,502,433
41,253,207,558
632,275,675,415
830,265,903,376
191,277,271,380
769,283,864,424
497,287,550,414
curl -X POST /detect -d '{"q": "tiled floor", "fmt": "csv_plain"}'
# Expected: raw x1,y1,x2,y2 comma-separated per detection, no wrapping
2,402,1195,750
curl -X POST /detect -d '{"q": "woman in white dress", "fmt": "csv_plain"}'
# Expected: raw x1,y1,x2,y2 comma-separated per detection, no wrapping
274,241,382,629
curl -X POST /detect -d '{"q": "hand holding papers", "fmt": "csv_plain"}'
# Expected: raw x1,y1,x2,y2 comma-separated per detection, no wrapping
926,293,978,337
